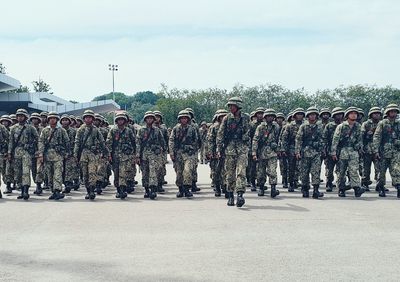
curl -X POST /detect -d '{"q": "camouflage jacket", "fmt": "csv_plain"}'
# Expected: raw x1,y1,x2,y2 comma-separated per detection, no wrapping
373,118,400,158
322,121,341,154
63,126,76,156
331,121,362,159
361,119,379,154
38,126,70,160
252,121,280,159
8,123,39,157
155,123,169,153
107,126,136,161
216,112,250,156
280,121,303,154
136,125,166,158
74,124,108,157
207,122,220,157
0,124,9,155
169,124,199,157
295,122,324,157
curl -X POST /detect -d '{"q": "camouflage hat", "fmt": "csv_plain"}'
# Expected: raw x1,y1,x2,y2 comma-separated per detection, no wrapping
250,111,256,118
40,111,48,117
287,112,293,122
69,115,76,121
29,112,41,121
9,114,17,121
368,107,382,118
114,113,128,123
255,107,266,114
276,112,285,119
305,106,319,118
143,111,156,121
357,108,365,117
263,108,277,117
177,110,191,120
344,107,359,118
384,103,400,115
60,114,71,122
201,121,207,126
47,111,60,121
76,116,83,122
16,108,29,119
0,115,12,124
292,108,305,116
185,108,194,117
82,110,95,119
319,108,331,117
216,109,228,118
226,97,243,109
94,113,103,121
153,110,163,118
331,107,345,117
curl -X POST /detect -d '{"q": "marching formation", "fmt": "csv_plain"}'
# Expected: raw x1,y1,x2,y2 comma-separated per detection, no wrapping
0,97,399,208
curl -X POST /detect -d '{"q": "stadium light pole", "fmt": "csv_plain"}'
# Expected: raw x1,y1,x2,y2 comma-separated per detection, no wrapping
108,64,118,118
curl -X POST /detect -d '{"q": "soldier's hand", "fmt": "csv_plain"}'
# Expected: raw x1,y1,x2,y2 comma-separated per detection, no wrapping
332,154,338,161
374,153,381,160
136,158,141,165
217,152,221,159
7,153,12,161
108,156,112,162
38,156,44,163
281,151,287,157
252,155,257,161
170,154,175,162
296,153,301,160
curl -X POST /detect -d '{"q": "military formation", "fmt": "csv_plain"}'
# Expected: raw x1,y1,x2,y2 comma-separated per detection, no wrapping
1,99,400,208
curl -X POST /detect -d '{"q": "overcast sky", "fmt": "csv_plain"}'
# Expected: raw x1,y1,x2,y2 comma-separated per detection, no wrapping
1,0,399,102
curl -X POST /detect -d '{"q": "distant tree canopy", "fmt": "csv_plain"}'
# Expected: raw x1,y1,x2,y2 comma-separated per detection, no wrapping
32,78,52,93
93,84,400,127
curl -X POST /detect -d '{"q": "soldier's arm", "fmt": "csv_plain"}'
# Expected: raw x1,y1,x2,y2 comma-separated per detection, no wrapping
129,129,136,155
105,129,113,154
38,129,46,157
168,127,177,158
135,129,142,159
206,126,215,156
252,125,261,156
372,121,383,155
159,129,167,152
280,125,289,152
330,125,342,156
73,128,82,158
294,125,304,155
8,127,15,155
216,117,227,154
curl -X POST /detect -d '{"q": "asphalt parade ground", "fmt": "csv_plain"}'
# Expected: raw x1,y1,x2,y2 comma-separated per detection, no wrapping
0,161,399,282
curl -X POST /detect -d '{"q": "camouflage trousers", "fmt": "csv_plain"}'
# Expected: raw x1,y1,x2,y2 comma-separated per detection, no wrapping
80,150,102,187
97,157,108,184
210,157,225,186
299,154,322,186
35,157,45,184
5,158,14,184
224,152,248,193
378,151,400,187
257,157,278,186
287,153,300,184
362,153,380,185
279,155,288,183
141,152,162,187
112,156,132,187
45,159,63,192
336,151,360,188
31,158,38,184
174,151,197,187
157,153,167,184
200,144,207,163
325,155,339,184
0,156,4,185
63,156,78,183
13,149,32,187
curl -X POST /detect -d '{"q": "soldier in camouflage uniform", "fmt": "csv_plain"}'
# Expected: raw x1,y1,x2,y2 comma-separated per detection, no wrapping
373,104,400,198
361,107,382,191
322,107,344,192
199,121,208,164
0,121,9,198
39,112,50,190
74,110,108,200
295,107,324,198
278,112,293,189
38,112,69,200
60,115,78,194
29,113,44,195
252,109,280,198
207,109,228,197
248,107,266,192
331,107,365,197
94,114,109,194
136,111,166,200
318,108,331,185
169,110,199,198
126,114,140,192
1,115,13,193
8,109,39,200
217,97,250,207
185,108,201,193
107,113,136,200
280,108,305,192
154,110,168,193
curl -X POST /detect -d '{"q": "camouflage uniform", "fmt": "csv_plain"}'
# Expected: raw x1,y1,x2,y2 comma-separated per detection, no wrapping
0,123,9,198
372,104,400,197
199,122,208,164
252,109,280,198
186,108,201,192
8,109,39,200
60,115,78,193
295,107,324,198
276,112,288,188
1,115,14,192
217,97,250,207
154,111,169,192
95,114,110,190
169,110,199,198
74,110,108,200
248,107,265,191
126,119,139,192
331,107,365,197
137,111,166,199
107,113,136,199
29,113,42,193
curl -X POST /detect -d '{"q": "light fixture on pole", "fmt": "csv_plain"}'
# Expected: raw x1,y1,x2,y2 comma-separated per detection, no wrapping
108,64,118,117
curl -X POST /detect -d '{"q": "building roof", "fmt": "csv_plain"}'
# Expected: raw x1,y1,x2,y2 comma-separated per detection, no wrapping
0,73,21,92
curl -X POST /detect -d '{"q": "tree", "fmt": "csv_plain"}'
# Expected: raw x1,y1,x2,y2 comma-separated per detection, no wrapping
0,63,6,74
32,78,51,93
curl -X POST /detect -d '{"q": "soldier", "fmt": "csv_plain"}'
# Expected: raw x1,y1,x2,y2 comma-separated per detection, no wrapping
10,114,18,126
323,107,344,192
38,112,69,200
154,110,169,192
217,97,250,207
373,104,400,197
0,115,11,194
169,110,199,198
252,109,280,198
295,107,324,198
276,112,287,188
318,108,331,128
199,121,208,164
246,111,256,187
136,111,166,200
74,110,108,200
60,115,78,194
107,113,136,199
278,112,293,189
29,113,43,195
126,114,140,192
94,114,109,193
40,112,48,128
331,107,365,197
361,107,382,191
0,121,9,198
248,107,266,192
185,108,201,193
207,109,228,197
75,116,83,128
8,109,39,200
280,108,305,192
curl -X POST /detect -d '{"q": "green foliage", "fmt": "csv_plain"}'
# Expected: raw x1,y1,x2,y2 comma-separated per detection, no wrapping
32,78,51,93
5,85,30,93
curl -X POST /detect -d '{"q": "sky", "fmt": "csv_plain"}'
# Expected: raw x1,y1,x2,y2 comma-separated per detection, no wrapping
1,0,400,102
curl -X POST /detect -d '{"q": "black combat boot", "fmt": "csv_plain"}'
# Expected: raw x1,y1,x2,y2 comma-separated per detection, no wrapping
95,181,103,195
184,185,193,198
222,185,227,196
250,180,257,192
54,190,64,200
0,190,2,199
149,186,157,200
144,187,150,198
157,183,165,193
378,186,386,197
85,187,90,199
338,187,346,197
63,182,72,194
302,186,309,198
270,184,280,198
176,186,184,198
312,185,324,199
126,180,135,194
17,187,24,199
115,187,121,198
5,182,12,194
120,186,127,199
191,182,200,193
89,186,96,200
22,186,30,200
282,178,288,188
73,179,80,190
288,182,295,192
49,191,56,200
33,183,42,195
361,180,370,192
396,185,400,198
227,192,235,206
236,192,245,207
326,181,333,192
214,183,221,197
162,180,168,185
258,185,265,197
354,186,365,198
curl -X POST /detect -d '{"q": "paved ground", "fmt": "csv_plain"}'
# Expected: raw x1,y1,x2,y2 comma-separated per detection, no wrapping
0,161,399,282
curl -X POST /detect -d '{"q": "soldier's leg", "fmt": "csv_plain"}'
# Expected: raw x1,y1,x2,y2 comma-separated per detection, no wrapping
51,160,64,200
257,159,267,196
46,162,54,192
377,158,388,191
300,158,311,197
373,157,380,182
224,155,237,193
246,156,251,186
174,155,185,198
287,154,296,191
118,159,129,199
31,158,37,184
311,154,323,198
325,156,334,191
267,156,279,198
337,159,348,197
348,154,364,197
148,156,159,199
389,151,400,197
182,155,196,198
141,159,150,198
362,153,372,188
235,151,247,207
